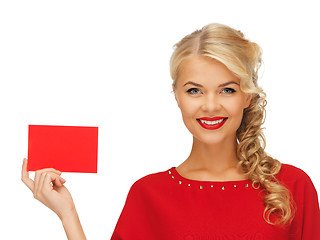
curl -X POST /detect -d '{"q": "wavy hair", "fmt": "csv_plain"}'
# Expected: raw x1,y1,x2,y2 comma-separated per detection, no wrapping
170,23,294,225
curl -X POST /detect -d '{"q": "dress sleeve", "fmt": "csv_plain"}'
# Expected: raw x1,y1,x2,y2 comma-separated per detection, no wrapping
299,176,320,239
110,179,153,240
286,166,320,239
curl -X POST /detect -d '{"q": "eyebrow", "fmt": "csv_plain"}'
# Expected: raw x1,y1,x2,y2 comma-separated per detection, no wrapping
183,81,240,88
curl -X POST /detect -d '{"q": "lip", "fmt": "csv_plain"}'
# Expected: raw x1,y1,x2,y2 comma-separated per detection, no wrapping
196,117,228,130
198,117,226,121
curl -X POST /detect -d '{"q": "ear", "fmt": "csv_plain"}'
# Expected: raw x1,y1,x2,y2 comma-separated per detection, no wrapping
172,83,180,109
244,93,252,109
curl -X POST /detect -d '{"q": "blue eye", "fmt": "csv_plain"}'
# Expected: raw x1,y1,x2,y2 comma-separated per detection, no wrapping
186,88,201,95
222,88,236,94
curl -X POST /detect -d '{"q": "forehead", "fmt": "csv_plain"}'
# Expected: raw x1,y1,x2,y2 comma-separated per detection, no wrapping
177,56,239,87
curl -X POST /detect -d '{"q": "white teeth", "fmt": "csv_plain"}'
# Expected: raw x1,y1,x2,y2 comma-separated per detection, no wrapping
199,119,225,125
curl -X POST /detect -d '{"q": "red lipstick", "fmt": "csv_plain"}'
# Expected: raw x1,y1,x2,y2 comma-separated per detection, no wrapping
197,117,228,130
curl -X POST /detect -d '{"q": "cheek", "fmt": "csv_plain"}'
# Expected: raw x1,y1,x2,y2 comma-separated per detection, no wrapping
177,97,201,134
179,97,199,118
226,99,246,125
229,103,244,116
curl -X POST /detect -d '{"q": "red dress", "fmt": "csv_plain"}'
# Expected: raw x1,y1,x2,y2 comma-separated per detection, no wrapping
111,164,320,239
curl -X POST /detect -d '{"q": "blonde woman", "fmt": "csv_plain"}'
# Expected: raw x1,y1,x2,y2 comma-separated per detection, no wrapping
22,23,320,239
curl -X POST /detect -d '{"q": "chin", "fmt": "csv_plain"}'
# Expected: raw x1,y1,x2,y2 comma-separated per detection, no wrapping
193,134,229,146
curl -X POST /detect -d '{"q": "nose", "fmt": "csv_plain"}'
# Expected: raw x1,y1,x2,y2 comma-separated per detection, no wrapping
201,93,221,113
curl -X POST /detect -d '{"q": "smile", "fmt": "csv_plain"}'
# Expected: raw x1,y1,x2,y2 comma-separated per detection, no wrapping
199,119,224,125
196,117,228,130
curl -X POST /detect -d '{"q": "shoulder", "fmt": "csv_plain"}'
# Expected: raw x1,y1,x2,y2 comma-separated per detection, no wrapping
128,167,173,194
277,163,311,183
277,163,317,195
277,163,309,180
278,164,320,236
133,167,172,185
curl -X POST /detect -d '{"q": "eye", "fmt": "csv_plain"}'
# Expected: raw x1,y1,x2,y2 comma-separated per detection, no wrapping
186,88,201,95
222,88,236,94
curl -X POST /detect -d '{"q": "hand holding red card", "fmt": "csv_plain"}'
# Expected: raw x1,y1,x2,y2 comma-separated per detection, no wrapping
28,125,98,173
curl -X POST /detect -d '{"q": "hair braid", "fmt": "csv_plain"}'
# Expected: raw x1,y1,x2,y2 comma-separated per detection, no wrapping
237,93,294,225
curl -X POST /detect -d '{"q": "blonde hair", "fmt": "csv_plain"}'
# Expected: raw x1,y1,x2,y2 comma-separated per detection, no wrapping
170,23,294,225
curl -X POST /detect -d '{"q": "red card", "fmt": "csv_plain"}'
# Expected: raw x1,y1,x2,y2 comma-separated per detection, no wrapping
28,125,98,173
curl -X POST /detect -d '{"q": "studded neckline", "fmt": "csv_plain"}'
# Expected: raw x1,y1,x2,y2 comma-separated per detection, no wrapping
168,167,254,190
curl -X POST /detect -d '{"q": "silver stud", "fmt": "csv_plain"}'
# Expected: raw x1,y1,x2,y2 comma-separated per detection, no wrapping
171,176,174,179
245,184,249,187
234,185,237,188
211,185,214,188
200,185,203,189
188,184,191,187
168,170,171,174
179,181,182,184
222,186,225,190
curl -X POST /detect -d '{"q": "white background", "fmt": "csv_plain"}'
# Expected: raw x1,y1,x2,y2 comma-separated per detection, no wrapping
1,0,319,239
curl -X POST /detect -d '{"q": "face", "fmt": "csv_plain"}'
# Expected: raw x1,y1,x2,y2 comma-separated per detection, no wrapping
173,56,252,145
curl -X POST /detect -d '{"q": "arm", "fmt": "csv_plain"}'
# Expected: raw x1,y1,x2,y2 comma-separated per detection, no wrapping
21,158,87,240
283,165,320,239
61,208,86,240
299,175,320,239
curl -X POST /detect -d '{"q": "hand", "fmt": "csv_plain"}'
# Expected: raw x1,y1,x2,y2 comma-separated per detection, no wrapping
21,158,76,220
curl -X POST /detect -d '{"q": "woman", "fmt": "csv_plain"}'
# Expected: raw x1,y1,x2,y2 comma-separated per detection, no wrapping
22,23,320,239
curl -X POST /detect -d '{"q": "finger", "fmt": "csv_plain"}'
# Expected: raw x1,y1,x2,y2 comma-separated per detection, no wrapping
36,171,48,198
43,173,64,192
56,176,66,186
60,177,66,184
21,158,34,192
53,174,66,187
34,167,62,176
34,168,62,196
34,169,41,198
39,172,65,191
36,172,60,199
52,174,62,187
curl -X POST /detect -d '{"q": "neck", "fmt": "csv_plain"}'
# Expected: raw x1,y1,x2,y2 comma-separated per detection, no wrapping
177,136,246,181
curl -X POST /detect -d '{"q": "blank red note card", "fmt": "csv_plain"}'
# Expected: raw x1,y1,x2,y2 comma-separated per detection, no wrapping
28,125,98,173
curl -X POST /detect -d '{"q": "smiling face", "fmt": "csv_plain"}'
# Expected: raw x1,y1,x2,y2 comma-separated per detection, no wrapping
173,56,252,145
